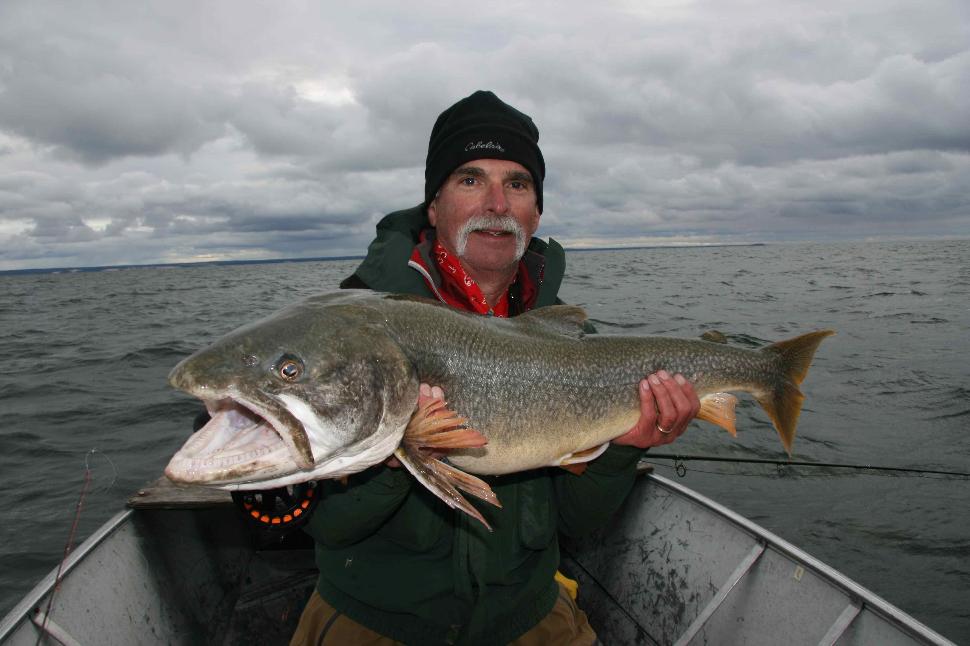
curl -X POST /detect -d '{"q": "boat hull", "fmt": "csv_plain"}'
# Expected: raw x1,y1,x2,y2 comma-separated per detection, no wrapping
561,474,953,645
1,472,954,645
0,503,315,646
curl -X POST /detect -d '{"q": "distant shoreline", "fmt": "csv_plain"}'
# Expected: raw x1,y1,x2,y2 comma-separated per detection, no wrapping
0,255,369,276
565,242,766,252
0,244,770,276
9,237,970,275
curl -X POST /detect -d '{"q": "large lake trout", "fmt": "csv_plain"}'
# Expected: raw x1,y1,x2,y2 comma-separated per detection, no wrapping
166,290,833,526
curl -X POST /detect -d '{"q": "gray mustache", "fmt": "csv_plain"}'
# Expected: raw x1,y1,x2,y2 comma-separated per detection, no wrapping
456,215,526,257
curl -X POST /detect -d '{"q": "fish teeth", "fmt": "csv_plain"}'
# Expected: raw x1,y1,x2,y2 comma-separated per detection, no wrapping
196,444,273,468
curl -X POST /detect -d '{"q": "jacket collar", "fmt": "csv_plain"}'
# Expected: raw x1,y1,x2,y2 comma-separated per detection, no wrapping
344,203,566,309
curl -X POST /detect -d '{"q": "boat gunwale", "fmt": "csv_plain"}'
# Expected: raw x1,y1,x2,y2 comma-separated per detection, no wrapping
646,473,955,645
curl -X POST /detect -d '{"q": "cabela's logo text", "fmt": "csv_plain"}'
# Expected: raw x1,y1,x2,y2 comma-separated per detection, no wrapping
464,140,505,153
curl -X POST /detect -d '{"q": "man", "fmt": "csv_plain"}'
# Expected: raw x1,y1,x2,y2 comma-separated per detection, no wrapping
290,91,699,645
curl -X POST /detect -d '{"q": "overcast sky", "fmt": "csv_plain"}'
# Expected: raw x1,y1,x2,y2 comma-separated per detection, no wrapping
1,1,968,270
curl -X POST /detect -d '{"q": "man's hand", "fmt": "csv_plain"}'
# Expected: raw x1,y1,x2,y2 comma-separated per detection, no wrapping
612,371,700,449
385,383,445,468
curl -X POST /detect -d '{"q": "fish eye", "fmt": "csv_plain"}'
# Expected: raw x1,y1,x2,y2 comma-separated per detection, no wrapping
277,357,304,382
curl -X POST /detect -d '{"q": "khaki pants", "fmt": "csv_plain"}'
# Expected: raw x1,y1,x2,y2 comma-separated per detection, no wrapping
290,583,596,646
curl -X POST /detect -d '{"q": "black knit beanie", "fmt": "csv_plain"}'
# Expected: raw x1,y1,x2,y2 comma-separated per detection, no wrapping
425,90,545,213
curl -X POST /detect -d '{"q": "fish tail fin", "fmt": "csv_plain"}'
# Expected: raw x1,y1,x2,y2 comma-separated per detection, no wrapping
756,330,835,455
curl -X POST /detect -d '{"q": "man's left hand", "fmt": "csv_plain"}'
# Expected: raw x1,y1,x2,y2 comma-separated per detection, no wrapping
612,371,700,449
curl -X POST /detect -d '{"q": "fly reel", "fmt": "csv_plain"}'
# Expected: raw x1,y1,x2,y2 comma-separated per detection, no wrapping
231,481,320,531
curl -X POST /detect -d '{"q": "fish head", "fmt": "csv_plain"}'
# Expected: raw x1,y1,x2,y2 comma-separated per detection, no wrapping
165,295,419,488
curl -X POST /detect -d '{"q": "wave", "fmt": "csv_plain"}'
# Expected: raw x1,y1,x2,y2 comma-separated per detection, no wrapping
119,343,197,365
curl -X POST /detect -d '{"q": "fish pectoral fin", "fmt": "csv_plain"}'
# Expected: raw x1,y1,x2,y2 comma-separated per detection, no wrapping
394,446,499,531
404,398,488,450
397,397,499,529
555,442,611,475
697,392,739,437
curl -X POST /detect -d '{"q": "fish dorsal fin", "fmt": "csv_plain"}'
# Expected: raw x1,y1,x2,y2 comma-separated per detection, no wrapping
517,305,589,338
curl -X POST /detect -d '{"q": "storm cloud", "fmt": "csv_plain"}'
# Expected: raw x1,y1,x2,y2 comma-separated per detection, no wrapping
0,0,967,270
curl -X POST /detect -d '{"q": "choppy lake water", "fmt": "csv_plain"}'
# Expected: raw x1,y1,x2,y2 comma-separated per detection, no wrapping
1,240,968,641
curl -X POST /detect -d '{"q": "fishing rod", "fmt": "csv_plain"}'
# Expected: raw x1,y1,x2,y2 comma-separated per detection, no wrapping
645,452,970,479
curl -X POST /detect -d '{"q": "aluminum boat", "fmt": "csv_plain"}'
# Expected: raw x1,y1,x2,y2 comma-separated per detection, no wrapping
0,468,955,645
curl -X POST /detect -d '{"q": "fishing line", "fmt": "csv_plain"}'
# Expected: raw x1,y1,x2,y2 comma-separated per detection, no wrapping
34,449,112,646
651,462,785,480
646,453,970,480
84,448,118,492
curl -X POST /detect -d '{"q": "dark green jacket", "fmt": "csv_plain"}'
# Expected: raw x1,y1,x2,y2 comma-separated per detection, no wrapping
303,205,643,645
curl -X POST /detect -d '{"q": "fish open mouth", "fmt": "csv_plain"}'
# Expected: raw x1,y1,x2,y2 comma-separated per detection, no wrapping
164,398,297,486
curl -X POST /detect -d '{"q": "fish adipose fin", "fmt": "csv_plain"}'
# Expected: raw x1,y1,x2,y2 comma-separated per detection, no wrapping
758,329,836,455
396,398,500,530
556,442,610,475
697,392,738,437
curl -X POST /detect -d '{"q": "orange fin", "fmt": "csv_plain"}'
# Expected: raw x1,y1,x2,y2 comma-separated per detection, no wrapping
397,398,498,530
394,445,499,531
555,443,610,474
697,392,738,437
758,329,835,455
404,398,487,450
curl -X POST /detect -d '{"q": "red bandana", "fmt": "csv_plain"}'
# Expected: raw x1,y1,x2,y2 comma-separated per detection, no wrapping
410,238,538,317
432,240,509,316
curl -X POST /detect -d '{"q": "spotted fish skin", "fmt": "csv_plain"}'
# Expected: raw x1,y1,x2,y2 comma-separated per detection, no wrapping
166,290,832,496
